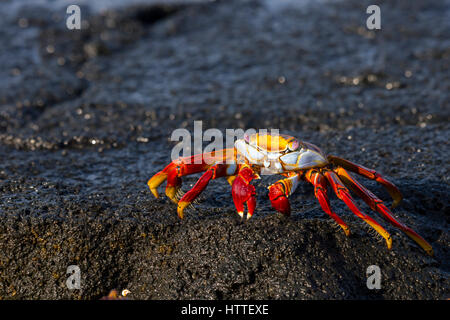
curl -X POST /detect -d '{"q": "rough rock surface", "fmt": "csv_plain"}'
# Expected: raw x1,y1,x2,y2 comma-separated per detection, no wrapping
0,0,448,299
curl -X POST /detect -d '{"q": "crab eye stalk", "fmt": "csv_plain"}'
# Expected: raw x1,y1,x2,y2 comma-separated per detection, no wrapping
288,139,300,151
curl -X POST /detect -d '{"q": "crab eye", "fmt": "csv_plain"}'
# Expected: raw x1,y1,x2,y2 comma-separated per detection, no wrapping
288,140,300,151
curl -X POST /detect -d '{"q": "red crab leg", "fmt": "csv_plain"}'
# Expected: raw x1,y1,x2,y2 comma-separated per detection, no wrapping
328,155,403,208
148,149,235,204
304,170,350,236
177,163,238,218
148,160,211,204
268,173,301,216
232,165,259,220
334,167,433,256
323,171,393,249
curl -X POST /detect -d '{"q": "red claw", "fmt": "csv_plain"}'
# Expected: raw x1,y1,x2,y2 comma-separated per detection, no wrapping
232,166,257,219
268,183,291,216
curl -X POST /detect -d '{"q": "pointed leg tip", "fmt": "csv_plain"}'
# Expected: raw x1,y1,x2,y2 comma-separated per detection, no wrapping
404,230,434,256
148,172,168,195
419,241,434,256
177,201,189,218
237,211,244,219
391,200,401,209
166,187,180,204
341,226,351,237
149,188,159,198
386,237,393,250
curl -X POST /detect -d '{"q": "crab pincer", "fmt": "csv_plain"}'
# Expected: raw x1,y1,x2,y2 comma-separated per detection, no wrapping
232,165,258,220
268,182,291,216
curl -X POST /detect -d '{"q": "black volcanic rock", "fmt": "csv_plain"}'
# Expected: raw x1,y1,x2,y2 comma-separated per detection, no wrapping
0,0,448,299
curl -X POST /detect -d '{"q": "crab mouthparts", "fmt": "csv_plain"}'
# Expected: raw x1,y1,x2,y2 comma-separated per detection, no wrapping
263,159,282,172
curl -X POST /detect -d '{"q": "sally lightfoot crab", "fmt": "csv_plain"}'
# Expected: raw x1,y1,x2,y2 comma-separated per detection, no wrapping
148,132,433,256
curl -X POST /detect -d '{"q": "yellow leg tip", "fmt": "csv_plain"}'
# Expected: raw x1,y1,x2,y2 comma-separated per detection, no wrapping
386,236,393,250
226,176,236,186
147,173,168,198
165,187,179,204
391,199,401,209
177,201,189,219
404,230,434,256
341,225,351,237
366,220,392,250
149,188,159,199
